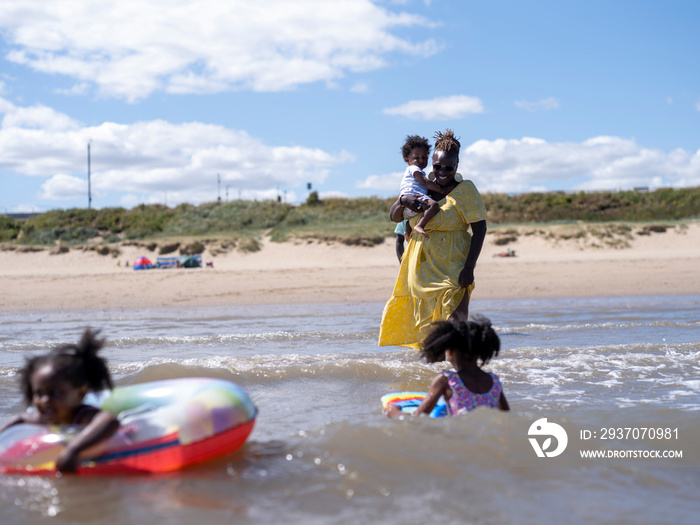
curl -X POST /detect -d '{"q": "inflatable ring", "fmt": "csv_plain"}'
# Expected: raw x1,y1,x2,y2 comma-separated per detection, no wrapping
0,378,257,475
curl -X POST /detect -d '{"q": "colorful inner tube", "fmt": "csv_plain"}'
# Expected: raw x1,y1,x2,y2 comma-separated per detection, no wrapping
0,378,257,475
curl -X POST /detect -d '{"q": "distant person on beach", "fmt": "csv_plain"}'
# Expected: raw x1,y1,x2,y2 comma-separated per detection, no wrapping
379,129,488,349
0,328,119,472
394,220,407,262
385,316,509,417
397,135,446,240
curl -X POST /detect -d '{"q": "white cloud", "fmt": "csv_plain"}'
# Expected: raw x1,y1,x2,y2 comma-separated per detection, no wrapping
460,136,700,193
383,95,484,120
350,82,370,93
1,102,80,131
38,174,86,200
53,83,91,96
0,0,438,101
0,98,353,205
356,171,404,191
695,97,700,111
357,136,700,194
514,97,560,112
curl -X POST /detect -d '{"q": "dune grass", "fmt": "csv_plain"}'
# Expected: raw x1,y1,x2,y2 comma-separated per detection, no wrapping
2,187,699,248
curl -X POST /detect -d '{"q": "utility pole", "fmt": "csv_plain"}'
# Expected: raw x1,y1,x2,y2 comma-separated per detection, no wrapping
226,185,230,202
217,173,221,202
87,141,92,209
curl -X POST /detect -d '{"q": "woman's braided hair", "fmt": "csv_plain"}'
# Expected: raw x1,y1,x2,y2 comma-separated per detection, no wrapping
433,129,461,155
20,328,113,405
420,315,500,365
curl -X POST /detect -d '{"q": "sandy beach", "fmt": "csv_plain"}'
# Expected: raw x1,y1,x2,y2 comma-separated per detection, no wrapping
1,222,699,312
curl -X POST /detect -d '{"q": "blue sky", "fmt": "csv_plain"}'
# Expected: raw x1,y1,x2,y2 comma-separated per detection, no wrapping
0,0,698,213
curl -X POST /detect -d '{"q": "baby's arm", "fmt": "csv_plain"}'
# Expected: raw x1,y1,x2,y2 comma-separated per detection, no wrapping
412,169,445,195
56,410,119,473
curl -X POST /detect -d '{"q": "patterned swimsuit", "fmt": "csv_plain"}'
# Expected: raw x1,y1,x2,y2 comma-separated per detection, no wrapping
71,404,100,425
443,370,502,415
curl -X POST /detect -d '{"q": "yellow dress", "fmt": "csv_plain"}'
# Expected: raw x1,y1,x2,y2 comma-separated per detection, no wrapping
378,180,487,349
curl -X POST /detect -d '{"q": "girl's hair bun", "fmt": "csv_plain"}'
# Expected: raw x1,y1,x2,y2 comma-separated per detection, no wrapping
468,313,492,330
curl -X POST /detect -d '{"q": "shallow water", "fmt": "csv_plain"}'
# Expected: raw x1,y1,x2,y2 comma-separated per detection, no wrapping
1,295,699,524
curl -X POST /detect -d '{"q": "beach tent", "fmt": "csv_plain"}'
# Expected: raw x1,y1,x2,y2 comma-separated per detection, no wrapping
179,254,202,268
133,256,154,270
155,255,202,269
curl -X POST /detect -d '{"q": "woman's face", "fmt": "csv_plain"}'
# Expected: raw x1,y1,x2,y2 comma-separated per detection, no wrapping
432,151,459,187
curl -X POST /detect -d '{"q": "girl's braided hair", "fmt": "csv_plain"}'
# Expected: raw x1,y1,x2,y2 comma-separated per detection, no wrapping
401,135,431,160
20,328,113,405
433,129,461,155
420,315,500,365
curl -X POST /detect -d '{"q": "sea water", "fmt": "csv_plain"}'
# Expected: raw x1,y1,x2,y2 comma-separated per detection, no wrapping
0,295,699,524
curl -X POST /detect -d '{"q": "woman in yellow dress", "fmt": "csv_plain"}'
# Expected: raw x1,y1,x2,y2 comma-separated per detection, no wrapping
378,130,487,349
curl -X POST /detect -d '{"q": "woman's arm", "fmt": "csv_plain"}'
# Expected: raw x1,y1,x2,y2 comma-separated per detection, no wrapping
451,220,487,320
55,410,119,473
458,220,487,288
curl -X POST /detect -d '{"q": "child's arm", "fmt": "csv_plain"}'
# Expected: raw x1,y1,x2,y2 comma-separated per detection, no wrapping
412,169,445,195
55,410,119,473
0,408,45,434
414,374,448,415
499,391,510,411
0,414,26,434
385,374,448,418
416,374,449,415
395,234,404,262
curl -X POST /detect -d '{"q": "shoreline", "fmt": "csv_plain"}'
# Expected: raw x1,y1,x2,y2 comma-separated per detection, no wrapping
1,222,699,312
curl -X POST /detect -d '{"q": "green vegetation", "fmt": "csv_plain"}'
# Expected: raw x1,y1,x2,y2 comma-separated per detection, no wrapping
1,187,699,247
486,187,700,223
0,214,22,242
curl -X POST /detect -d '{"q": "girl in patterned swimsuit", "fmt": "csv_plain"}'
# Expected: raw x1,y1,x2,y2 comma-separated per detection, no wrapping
0,328,119,472
386,315,509,417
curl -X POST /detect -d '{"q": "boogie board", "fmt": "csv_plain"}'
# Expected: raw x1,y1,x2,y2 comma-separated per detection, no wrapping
381,392,448,418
